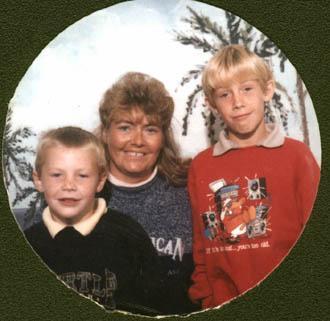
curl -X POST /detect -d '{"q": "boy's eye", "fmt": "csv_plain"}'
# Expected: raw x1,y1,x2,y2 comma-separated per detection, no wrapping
50,173,61,177
217,92,229,99
78,174,89,178
243,86,253,92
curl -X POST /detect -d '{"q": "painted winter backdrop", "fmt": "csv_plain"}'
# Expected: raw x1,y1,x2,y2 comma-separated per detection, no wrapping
3,0,321,230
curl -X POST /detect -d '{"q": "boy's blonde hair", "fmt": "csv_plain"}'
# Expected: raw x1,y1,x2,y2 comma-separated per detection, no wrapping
35,126,107,176
202,45,274,106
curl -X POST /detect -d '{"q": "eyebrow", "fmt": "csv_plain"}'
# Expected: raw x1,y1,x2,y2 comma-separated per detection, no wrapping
240,79,258,84
112,119,134,124
112,118,160,127
216,79,258,89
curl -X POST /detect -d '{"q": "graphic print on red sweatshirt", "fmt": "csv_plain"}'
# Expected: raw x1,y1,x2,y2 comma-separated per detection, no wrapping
202,175,272,247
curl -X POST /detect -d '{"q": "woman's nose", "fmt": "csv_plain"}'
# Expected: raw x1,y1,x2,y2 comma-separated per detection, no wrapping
131,129,144,146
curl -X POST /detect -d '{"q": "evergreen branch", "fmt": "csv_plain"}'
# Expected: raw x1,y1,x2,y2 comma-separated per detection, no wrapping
276,81,295,112
24,193,42,229
226,11,242,44
175,32,214,53
185,6,229,45
254,38,279,58
278,51,288,73
182,85,203,136
179,65,204,86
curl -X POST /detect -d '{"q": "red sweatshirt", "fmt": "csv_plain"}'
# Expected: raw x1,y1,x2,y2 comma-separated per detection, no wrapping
188,125,320,308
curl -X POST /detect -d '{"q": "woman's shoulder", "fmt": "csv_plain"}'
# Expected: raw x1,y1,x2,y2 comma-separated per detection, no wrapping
156,174,189,197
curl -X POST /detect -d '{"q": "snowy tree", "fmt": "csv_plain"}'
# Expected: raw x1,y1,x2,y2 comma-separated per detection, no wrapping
174,7,307,145
3,108,42,229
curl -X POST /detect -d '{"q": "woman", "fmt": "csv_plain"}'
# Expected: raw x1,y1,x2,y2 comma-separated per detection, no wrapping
98,72,197,314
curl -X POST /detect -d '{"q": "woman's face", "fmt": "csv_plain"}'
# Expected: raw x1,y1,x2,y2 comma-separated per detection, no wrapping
105,108,164,184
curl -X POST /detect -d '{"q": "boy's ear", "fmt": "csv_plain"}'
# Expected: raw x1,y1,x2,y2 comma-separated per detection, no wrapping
96,173,107,193
32,170,44,192
204,96,212,108
264,80,275,102
205,96,218,115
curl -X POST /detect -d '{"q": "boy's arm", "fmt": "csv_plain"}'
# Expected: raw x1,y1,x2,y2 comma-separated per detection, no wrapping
132,225,165,315
188,162,213,307
296,144,320,224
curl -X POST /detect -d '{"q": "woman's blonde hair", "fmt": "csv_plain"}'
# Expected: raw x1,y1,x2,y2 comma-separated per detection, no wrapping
202,44,274,107
35,126,107,176
99,72,189,187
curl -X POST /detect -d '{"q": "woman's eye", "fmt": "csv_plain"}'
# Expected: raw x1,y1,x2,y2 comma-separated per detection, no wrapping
118,125,130,131
145,126,159,133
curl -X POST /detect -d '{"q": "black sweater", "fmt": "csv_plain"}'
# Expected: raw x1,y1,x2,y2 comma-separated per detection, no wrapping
98,174,199,314
25,209,163,315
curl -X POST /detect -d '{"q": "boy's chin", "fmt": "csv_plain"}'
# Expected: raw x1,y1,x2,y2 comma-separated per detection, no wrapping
228,123,267,144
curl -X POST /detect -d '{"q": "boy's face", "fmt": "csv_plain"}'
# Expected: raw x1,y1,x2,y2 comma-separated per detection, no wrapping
211,79,274,146
33,145,106,225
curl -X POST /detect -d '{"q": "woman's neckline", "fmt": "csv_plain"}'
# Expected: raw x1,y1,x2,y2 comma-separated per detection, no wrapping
108,166,158,188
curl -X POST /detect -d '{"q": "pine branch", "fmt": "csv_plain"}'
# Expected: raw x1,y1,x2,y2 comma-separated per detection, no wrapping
182,85,203,136
226,11,242,44
179,65,204,86
254,38,279,58
24,193,42,229
185,6,229,45
175,32,214,53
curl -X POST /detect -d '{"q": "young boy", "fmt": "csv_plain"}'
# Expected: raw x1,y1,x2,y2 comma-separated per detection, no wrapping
24,126,162,315
188,45,320,309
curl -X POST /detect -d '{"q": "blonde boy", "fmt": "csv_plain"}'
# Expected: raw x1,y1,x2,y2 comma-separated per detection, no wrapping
25,126,161,314
188,45,320,308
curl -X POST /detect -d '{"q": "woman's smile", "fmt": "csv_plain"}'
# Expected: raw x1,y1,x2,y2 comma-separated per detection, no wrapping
124,151,145,158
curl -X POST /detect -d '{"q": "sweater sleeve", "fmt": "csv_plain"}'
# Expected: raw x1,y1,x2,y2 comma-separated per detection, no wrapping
130,221,165,315
187,161,213,307
295,143,320,225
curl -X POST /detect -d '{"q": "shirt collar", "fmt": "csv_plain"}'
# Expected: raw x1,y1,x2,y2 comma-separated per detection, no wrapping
213,122,285,156
42,198,107,238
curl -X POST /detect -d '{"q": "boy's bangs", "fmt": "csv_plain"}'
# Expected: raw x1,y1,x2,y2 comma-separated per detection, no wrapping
211,59,261,89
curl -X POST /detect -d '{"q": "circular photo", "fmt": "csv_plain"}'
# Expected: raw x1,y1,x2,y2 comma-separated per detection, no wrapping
2,0,321,317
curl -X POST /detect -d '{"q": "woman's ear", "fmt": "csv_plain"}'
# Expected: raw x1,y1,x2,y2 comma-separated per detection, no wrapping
264,80,275,102
32,170,44,192
100,128,108,144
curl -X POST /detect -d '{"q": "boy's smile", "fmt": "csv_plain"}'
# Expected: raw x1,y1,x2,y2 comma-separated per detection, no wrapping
212,79,274,146
33,145,106,225
58,198,81,206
